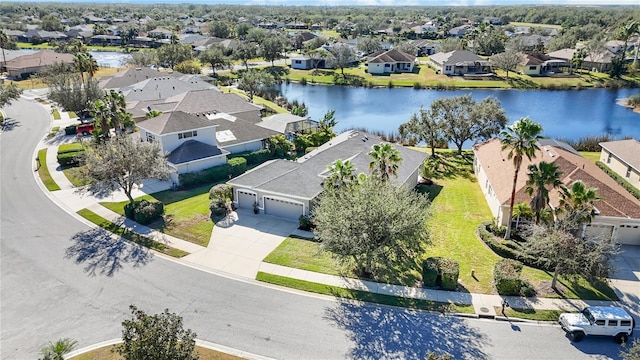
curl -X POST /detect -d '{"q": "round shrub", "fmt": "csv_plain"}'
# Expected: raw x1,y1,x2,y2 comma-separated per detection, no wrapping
422,257,459,290
493,259,524,296
422,257,440,287
126,200,164,225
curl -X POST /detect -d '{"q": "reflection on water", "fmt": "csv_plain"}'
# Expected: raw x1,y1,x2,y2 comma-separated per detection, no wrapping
278,83,640,143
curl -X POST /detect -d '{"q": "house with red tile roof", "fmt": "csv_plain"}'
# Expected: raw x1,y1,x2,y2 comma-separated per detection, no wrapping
473,138,640,245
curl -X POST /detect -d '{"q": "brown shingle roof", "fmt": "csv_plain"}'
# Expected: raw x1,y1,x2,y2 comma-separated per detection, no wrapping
474,138,640,218
5,50,74,70
368,49,416,64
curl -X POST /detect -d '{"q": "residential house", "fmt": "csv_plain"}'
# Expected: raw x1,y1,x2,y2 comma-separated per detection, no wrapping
129,89,276,154
137,111,228,183
20,29,67,44
2,29,25,42
119,76,214,102
410,39,438,56
291,56,315,70
448,24,473,38
604,40,632,55
90,35,122,46
148,27,173,39
286,21,308,30
227,130,427,220
548,48,615,72
98,67,185,90
4,50,74,79
367,49,417,74
516,52,568,75
599,139,640,191
65,25,93,41
428,50,492,75
0,48,30,72
473,138,640,245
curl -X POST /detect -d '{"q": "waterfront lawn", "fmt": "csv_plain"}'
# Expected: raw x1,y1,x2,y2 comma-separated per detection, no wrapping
100,183,216,247
579,152,601,163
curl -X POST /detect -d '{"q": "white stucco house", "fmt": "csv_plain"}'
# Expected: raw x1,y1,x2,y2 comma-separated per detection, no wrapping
428,50,492,75
599,139,640,191
367,49,417,74
227,130,428,220
137,111,228,183
473,138,640,245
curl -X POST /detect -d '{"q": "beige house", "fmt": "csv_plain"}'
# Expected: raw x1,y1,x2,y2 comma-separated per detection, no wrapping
5,50,74,79
600,139,640,191
474,138,640,245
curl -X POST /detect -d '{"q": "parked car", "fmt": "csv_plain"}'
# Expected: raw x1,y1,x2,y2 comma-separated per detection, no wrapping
559,306,635,343
76,122,95,136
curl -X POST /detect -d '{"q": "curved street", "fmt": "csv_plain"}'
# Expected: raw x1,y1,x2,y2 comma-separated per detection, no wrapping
0,94,628,359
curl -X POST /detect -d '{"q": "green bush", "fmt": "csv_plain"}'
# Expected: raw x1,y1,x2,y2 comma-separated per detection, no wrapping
64,125,77,135
494,259,523,296
209,200,227,216
477,222,547,270
124,200,164,225
596,161,640,200
179,157,247,189
227,149,273,165
57,151,84,166
422,257,459,290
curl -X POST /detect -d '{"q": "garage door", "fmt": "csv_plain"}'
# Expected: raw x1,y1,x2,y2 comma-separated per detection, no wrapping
237,190,257,209
585,224,614,241
616,224,640,245
264,197,304,220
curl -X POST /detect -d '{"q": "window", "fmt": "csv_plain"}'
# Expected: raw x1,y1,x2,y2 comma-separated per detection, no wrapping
385,63,390,67
146,132,155,143
529,66,537,70
621,320,632,327
178,131,197,139
608,320,618,326
294,60,301,64
607,153,612,164
626,166,631,178
595,320,606,326
445,65,452,71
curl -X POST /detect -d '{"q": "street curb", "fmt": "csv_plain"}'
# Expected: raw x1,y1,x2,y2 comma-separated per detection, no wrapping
494,315,557,325
63,338,276,360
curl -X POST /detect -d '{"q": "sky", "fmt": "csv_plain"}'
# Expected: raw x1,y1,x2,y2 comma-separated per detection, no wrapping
8,0,640,5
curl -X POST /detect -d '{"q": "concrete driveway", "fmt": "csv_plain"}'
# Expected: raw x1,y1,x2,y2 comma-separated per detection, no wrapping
610,245,640,320
182,209,298,278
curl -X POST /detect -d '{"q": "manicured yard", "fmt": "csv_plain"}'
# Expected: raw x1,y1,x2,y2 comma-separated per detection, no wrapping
52,109,61,120
497,307,565,322
62,165,90,187
262,149,617,300
37,148,61,191
579,151,601,163
69,344,244,360
77,208,189,258
100,183,217,247
256,272,474,314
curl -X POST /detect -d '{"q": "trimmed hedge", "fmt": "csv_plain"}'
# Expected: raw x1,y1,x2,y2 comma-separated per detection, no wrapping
179,157,247,189
422,257,459,291
477,222,549,271
596,161,640,201
58,143,85,154
57,151,84,166
227,148,273,165
124,200,164,225
494,259,523,296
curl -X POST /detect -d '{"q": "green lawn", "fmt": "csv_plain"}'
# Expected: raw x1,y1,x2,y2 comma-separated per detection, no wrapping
263,236,349,276
52,109,61,120
77,208,189,258
580,151,601,163
58,142,85,153
498,307,565,322
100,183,217,247
256,272,474,314
62,165,90,187
37,148,61,191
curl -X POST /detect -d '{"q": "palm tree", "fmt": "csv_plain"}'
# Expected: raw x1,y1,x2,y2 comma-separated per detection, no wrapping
0,30,8,75
618,20,638,65
325,159,356,188
368,142,402,182
558,180,601,227
525,161,564,224
513,201,534,230
499,117,543,239
40,338,77,360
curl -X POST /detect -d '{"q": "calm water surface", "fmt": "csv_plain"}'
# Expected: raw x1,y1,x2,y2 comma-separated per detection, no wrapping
20,49,130,67
278,83,640,143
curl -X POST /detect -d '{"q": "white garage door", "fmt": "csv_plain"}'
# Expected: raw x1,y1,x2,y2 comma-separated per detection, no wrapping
237,190,257,209
585,224,614,241
616,224,640,245
264,197,304,220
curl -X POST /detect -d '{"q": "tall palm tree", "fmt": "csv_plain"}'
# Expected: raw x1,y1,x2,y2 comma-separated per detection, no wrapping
618,20,638,65
558,180,601,226
499,117,543,239
525,161,564,224
325,159,356,189
0,30,8,76
368,142,402,182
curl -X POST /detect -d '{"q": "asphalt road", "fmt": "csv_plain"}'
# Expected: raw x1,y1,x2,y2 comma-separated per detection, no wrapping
0,95,627,360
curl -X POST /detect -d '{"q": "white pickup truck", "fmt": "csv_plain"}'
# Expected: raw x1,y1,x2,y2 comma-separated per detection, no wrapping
559,306,635,343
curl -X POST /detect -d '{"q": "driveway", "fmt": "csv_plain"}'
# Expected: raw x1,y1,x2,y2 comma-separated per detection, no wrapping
182,209,298,278
610,245,640,320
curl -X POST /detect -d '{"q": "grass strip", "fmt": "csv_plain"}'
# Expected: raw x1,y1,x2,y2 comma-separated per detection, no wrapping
52,109,61,120
77,208,189,258
37,148,61,191
256,272,474,314
496,307,565,322
68,111,77,118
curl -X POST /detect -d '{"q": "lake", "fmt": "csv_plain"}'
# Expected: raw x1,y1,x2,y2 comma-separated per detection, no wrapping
20,49,130,68
277,83,640,143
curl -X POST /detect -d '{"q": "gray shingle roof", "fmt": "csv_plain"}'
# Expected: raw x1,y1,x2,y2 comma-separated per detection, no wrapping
137,111,217,135
99,67,184,90
229,130,428,200
429,50,485,66
167,89,263,121
167,139,227,165
368,49,416,64
120,77,214,102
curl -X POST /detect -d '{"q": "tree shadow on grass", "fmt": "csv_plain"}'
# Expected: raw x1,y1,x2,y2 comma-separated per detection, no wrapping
65,227,153,277
426,152,475,181
324,300,489,359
